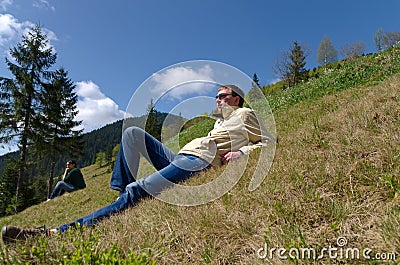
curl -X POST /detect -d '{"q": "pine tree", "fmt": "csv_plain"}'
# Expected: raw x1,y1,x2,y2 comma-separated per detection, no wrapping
246,73,263,105
0,159,18,217
317,36,338,67
145,99,162,140
273,42,308,88
34,68,83,198
252,73,260,89
288,41,307,87
0,25,56,212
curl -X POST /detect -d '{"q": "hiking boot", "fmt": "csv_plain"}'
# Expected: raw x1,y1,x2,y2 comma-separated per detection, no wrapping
1,225,53,242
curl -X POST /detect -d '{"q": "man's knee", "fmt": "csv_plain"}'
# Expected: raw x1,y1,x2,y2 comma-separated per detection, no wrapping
122,126,146,148
123,126,143,137
123,126,142,141
54,181,64,188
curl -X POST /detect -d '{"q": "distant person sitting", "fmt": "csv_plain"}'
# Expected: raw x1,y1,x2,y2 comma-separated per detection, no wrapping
47,160,86,201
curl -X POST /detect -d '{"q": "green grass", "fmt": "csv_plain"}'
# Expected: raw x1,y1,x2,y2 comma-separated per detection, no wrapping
178,116,215,148
1,47,400,264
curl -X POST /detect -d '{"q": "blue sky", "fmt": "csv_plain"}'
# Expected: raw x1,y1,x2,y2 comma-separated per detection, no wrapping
0,0,399,155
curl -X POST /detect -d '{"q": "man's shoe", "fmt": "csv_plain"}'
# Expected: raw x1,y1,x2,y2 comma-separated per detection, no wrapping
1,225,51,242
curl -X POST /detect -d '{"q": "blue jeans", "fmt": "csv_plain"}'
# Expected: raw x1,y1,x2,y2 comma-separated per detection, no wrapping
49,181,76,199
57,127,210,232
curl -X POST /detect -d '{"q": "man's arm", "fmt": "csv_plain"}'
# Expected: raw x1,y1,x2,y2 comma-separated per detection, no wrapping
222,110,269,164
62,168,70,181
238,110,269,155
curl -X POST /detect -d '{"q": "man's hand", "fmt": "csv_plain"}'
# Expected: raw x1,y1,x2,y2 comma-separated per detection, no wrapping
220,151,242,164
63,168,70,180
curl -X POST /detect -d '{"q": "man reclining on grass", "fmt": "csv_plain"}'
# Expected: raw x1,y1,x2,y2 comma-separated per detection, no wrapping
2,84,270,241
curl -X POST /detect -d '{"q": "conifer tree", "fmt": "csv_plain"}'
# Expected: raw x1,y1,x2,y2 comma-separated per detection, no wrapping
34,68,83,198
273,42,308,88
145,99,162,140
288,41,307,87
0,25,56,212
252,73,260,89
0,159,18,217
246,73,262,105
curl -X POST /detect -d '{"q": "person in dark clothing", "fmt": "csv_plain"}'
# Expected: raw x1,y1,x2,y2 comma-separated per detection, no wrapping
47,160,86,201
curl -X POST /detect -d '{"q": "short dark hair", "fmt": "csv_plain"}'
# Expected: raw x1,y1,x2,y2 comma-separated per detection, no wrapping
218,85,245,107
67,160,77,166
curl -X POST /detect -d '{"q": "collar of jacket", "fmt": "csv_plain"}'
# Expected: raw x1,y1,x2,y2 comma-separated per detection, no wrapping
220,105,239,119
211,105,240,120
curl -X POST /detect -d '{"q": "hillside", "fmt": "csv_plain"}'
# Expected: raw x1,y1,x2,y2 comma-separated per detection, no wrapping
1,47,400,264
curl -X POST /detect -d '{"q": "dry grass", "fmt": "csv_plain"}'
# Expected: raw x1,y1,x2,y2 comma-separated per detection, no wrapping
1,75,400,264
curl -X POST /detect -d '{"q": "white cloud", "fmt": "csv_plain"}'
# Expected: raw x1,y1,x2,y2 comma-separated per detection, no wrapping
0,0,12,11
0,14,32,47
150,64,215,100
74,81,125,132
33,0,55,11
0,13,57,56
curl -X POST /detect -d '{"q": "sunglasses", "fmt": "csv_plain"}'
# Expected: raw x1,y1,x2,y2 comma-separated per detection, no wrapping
215,93,232,100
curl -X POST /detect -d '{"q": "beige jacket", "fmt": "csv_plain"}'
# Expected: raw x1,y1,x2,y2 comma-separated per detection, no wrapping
178,106,269,166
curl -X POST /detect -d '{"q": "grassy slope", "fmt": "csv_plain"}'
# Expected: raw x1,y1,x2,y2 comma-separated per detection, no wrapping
1,47,400,264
